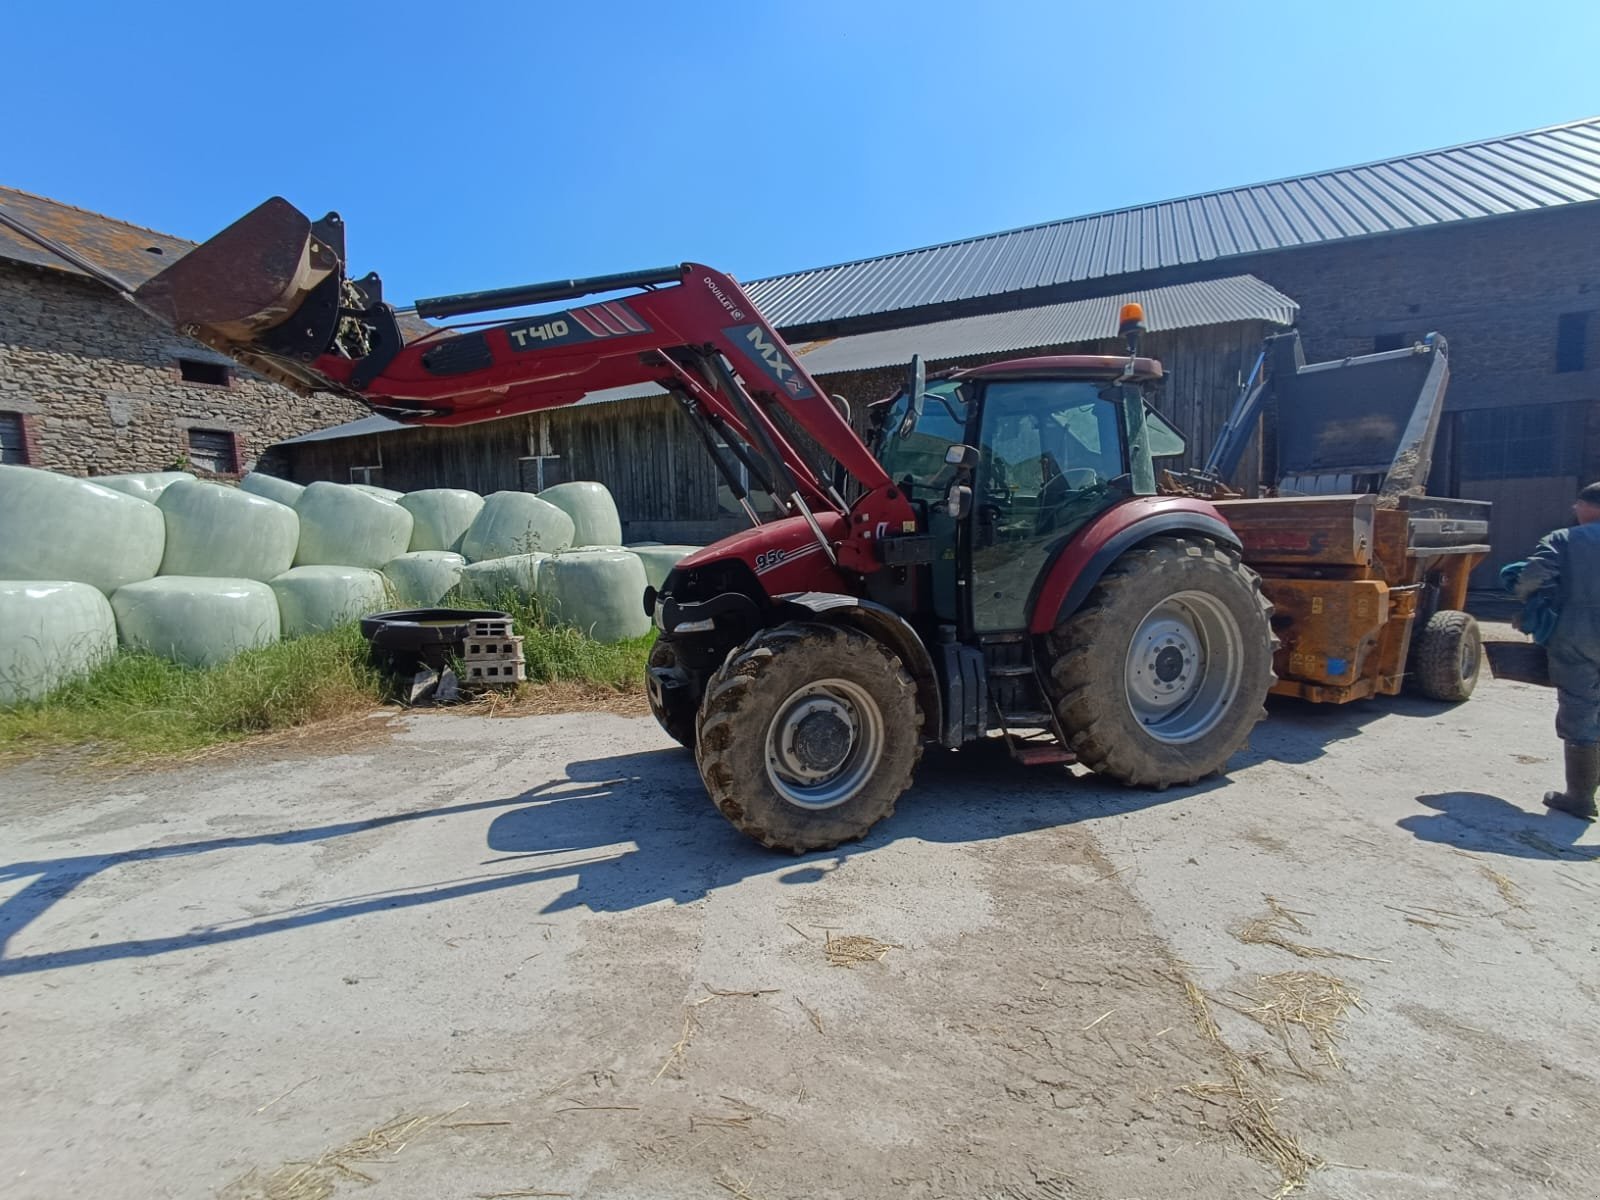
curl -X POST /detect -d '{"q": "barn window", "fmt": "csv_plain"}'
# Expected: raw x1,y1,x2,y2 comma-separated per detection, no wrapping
1556,312,1589,373
349,465,384,486
187,428,241,474
178,358,231,386
0,412,30,464
1454,405,1581,481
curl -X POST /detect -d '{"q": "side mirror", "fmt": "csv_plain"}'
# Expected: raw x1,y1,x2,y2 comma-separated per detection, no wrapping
944,444,979,469
946,482,973,520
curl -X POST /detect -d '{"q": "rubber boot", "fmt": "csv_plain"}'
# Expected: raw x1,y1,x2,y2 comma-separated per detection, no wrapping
1543,741,1600,821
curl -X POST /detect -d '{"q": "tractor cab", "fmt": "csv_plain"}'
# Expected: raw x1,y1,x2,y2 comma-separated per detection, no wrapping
871,347,1186,636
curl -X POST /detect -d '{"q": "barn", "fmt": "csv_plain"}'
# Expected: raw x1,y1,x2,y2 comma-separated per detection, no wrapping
265,118,1600,576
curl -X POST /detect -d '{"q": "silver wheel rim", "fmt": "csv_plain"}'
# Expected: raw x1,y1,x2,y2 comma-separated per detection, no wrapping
1124,590,1244,744
1459,637,1478,680
764,678,885,810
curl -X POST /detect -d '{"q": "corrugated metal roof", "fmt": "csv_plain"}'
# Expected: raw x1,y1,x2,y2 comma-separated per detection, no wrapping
789,274,1295,375
743,118,1600,329
277,274,1290,446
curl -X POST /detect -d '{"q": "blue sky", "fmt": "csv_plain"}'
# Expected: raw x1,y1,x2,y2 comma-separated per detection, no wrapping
4,1,1598,305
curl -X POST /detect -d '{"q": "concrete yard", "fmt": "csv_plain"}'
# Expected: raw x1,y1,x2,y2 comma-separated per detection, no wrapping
2,673,1596,1199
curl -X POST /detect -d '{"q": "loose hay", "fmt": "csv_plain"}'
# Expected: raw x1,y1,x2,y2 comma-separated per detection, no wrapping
223,1107,463,1200
824,931,900,967
1176,971,1322,1198
1226,972,1365,1073
1234,896,1386,962
1477,862,1527,908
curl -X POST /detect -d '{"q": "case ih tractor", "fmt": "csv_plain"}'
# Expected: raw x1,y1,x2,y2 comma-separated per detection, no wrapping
59,198,1278,852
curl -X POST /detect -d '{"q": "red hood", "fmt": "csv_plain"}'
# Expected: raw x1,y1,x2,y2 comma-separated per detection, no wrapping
677,511,853,595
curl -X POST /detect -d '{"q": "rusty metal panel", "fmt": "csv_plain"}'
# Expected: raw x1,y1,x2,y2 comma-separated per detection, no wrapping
1216,494,1377,568
1264,577,1390,699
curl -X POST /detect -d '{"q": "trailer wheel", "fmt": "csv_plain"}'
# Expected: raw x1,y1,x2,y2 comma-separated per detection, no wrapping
695,622,922,853
1412,610,1482,702
1043,536,1275,787
646,638,700,749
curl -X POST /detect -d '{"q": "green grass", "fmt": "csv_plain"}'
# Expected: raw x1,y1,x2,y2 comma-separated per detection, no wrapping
0,625,385,760
0,596,657,762
470,589,655,687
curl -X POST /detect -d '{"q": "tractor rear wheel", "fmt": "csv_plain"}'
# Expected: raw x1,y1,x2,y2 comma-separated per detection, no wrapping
1043,536,1274,787
646,638,699,749
695,622,923,853
1411,609,1482,702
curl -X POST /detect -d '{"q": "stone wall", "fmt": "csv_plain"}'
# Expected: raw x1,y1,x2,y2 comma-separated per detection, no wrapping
0,260,367,477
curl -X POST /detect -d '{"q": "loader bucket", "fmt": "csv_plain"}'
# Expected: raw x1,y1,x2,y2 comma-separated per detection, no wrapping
133,196,341,343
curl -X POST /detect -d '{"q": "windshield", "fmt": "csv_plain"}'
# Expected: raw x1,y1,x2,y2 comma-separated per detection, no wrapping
876,380,969,494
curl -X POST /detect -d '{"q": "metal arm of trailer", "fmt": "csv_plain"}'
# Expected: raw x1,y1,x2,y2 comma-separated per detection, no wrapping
1183,329,1452,501
103,197,916,571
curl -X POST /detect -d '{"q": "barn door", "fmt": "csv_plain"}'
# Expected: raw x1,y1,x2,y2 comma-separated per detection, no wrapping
1447,403,1586,586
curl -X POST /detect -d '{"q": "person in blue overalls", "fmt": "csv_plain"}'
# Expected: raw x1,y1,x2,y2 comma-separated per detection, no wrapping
1509,482,1600,821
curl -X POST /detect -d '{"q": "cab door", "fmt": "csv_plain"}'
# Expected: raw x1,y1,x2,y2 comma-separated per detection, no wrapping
969,379,1128,633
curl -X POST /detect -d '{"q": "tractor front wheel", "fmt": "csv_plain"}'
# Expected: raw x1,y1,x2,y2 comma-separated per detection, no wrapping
695,623,923,853
1044,536,1274,787
646,638,700,749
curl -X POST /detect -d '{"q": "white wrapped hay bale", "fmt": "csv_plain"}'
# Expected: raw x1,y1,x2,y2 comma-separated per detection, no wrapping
0,465,165,594
157,480,299,581
293,482,414,568
459,491,574,561
240,472,306,507
456,553,547,603
382,551,467,606
400,488,485,552
91,471,195,501
349,483,405,501
271,566,391,637
0,581,118,705
629,545,701,591
537,549,650,643
538,481,623,548
111,577,280,668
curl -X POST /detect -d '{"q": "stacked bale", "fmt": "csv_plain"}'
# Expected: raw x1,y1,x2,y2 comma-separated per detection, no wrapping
382,552,467,606
240,472,306,507
400,488,484,553
0,581,118,704
294,482,414,568
537,548,650,642
459,492,574,561
157,480,299,580
538,481,622,548
0,465,165,594
90,471,195,501
111,577,280,667
271,566,392,637
456,553,547,603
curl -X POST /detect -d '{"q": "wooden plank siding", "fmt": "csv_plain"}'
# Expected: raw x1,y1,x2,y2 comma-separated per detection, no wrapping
276,321,1275,526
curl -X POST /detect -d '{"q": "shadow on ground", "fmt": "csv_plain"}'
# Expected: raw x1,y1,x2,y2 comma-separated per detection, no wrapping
0,689,1511,976
1401,790,1600,861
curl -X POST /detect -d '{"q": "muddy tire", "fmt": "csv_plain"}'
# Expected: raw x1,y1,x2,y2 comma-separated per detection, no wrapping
695,622,923,853
1043,536,1274,787
646,638,699,749
1412,610,1481,702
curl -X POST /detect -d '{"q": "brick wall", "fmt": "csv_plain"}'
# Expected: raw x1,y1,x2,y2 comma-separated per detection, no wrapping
0,260,366,477
1228,203,1600,424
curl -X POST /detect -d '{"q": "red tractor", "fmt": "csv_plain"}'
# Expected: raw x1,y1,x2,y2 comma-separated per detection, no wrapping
117,198,1276,851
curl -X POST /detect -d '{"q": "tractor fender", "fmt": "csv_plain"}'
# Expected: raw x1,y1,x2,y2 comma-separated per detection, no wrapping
775,592,942,739
1028,497,1241,634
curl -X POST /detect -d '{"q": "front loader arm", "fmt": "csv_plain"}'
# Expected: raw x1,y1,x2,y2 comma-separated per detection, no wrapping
133,199,903,535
